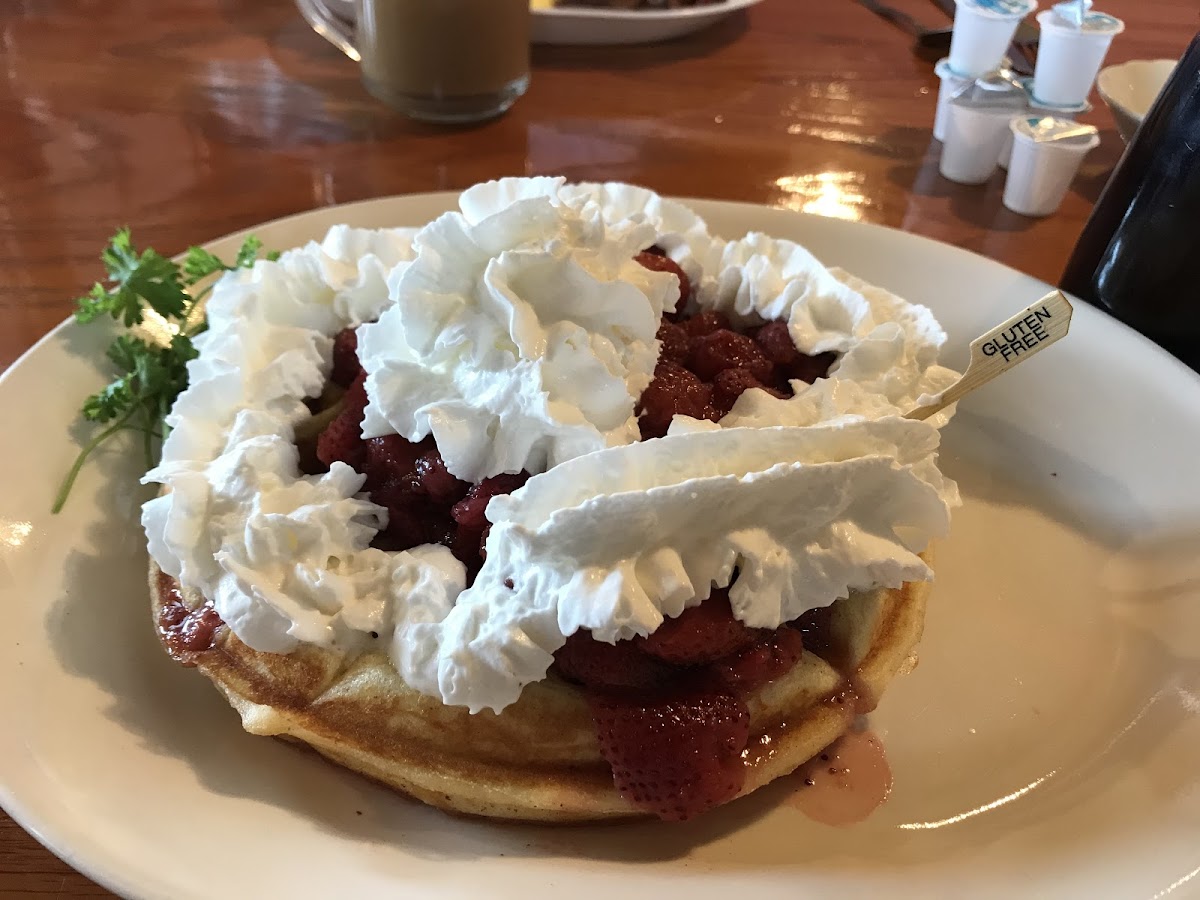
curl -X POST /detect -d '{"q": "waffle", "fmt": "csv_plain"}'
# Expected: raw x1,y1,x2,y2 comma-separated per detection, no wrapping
149,553,929,822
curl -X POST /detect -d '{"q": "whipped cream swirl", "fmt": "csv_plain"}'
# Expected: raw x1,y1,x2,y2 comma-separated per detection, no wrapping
420,419,956,712
142,226,437,654
142,178,961,713
357,192,677,482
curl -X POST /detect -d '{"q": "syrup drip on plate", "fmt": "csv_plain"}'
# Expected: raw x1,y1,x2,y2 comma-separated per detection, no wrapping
785,725,893,826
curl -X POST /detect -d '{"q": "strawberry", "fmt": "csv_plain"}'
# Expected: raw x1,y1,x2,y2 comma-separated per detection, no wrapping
679,309,730,338
711,366,786,416
554,631,676,691
656,320,690,367
316,372,369,471
788,350,838,385
636,361,715,440
789,604,835,660
636,588,757,665
688,329,774,383
634,250,691,315
711,626,804,693
413,447,469,504
369,489,438,552
450,472,530,530
330,327,362,388
589,683,750,821
363,433,426,490
750,321,802,367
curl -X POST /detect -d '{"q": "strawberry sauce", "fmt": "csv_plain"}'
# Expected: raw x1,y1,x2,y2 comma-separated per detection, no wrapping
155,572,223,666
784,726,893,826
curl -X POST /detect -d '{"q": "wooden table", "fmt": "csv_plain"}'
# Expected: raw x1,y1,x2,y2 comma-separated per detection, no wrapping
0,0,1194,894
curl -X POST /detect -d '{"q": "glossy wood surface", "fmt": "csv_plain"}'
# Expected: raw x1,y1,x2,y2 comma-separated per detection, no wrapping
0,0,1195,895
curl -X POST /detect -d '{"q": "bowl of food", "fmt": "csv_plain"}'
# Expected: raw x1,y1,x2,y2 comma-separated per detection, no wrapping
1096,58,1177,142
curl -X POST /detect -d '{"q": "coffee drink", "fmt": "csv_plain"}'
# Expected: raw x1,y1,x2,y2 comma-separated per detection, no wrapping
296,0,531,122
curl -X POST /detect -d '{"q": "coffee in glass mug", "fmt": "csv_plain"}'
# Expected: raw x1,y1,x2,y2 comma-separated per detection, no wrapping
296,0,530,123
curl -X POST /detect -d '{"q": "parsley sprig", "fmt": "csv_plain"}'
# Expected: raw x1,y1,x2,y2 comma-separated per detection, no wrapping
53,229,278,513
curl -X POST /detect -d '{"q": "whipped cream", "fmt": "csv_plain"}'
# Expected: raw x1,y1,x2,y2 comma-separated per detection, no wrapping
142,178,961,714
357,193,676,482
421,419,956,712
143,227,433,653
701,234,960,425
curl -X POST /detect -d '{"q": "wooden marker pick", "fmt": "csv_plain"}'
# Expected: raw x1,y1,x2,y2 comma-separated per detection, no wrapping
906,290,1073,421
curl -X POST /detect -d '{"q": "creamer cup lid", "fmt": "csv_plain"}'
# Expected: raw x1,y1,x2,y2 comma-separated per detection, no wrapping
954,0,1037,20
1079,11,1123,33
1040,6,1124,32
935,58,976,82
1010,115,1100,144
1050,0,1091,27
948,75,1029,108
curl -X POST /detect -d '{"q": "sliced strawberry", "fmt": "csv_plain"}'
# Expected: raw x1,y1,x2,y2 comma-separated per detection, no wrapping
362,473,438,551
636,588,757,665
315,373,368,470
450,472,530,530
330,327,362,388
688,329,774,383
589,683,750,821
711,626,804,693
413,447,469,504
554,631,676,691
636,361,716,439
711,366,787,416
788,350,838,385
634,250,691,315
362,433,426,491
680,309,730,338
656,320,690,367
789,604,835,660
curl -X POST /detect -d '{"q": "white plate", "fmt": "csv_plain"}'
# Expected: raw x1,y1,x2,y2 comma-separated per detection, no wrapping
531,0,762,46
3,195,1200,900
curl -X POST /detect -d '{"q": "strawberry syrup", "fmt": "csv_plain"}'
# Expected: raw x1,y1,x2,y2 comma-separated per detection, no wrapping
156,572,223,666
784,725,892,826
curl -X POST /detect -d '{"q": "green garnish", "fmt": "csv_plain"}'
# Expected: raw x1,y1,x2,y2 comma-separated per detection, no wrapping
52,229,278,513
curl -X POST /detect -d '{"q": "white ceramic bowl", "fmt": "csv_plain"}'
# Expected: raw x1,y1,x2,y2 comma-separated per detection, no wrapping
1096,58,1177,143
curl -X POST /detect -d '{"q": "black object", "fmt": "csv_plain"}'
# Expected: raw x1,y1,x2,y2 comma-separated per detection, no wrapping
1059,31,1200,373
855,0,954,62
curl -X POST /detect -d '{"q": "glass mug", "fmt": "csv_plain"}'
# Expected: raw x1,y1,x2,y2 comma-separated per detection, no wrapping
295,0,531,123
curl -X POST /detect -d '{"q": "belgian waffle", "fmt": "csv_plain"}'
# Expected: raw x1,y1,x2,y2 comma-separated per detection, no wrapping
150,555,929,822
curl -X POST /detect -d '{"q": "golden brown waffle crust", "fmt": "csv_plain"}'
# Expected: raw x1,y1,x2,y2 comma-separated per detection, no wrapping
149,555,930,822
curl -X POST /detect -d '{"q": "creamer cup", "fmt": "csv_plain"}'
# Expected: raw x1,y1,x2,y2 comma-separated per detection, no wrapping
940,79,1027,182
1003,115,1100,215
998,93,1090,169
948,0,1039,78
940,91,1024,184
1032,8,1124,106
934,58,975,141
